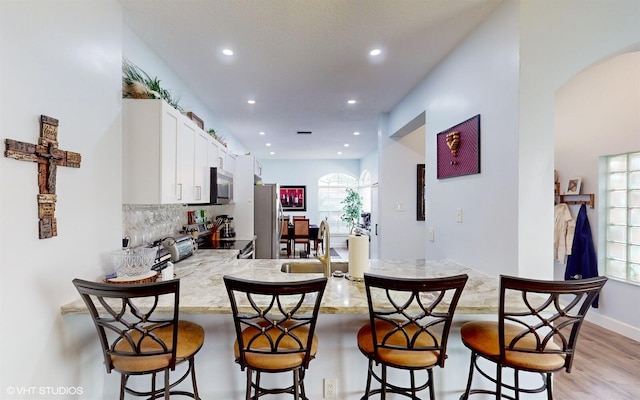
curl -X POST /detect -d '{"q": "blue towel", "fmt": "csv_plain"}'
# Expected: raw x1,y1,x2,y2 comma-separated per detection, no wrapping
565,204,600,307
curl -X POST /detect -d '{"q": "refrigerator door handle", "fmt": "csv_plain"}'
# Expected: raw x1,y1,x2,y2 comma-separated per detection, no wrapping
277,201,284,240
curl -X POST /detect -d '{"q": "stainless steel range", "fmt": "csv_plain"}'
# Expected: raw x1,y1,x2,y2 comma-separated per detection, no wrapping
185,223,255,259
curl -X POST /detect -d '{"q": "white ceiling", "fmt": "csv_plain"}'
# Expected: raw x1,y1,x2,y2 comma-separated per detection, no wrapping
120,0,502,160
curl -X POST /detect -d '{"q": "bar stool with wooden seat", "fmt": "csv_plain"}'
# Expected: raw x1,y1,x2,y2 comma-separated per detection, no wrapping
357,272,468,400
460,275,607,400
223,275,327,400
293,218,310,258
72,278,205,400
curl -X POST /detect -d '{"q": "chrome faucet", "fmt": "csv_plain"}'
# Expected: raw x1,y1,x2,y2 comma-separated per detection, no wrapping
317,219,331,278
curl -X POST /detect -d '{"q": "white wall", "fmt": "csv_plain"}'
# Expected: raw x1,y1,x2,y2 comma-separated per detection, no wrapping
260,158,360,227
554,52,640,337
359,150,379,185
378,125,426,259
0,0,123,394
123,26,248,156
518,0,640,279
383,0,520,276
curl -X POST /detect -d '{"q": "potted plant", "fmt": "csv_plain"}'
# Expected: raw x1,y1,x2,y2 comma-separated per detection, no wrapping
341,188,363,235
122,58,183,112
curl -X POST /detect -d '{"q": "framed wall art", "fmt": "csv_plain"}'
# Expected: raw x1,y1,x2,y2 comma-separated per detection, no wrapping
280,185,306,211
436,114,481,179
417,164,425,221
564,177,582,195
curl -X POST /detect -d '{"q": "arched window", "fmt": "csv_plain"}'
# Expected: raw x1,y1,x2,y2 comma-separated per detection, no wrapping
318,173,358,235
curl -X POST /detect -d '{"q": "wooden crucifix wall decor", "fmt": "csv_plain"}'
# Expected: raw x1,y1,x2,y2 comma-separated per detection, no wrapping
4,115,82,239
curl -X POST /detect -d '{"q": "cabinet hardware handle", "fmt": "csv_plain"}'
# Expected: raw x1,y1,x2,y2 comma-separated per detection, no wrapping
177,183,182,200
196,185,201,200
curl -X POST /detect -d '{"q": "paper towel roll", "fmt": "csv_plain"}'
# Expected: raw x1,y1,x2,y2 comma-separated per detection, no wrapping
348,234,369,279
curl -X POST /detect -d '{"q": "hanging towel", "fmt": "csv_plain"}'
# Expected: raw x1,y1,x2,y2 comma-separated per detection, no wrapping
554,203,575,263
565,204,600,307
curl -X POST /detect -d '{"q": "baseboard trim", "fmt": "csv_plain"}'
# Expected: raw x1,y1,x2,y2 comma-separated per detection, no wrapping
586,311,640,342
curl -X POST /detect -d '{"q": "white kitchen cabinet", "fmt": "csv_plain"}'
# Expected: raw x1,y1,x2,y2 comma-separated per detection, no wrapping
193,131,210,203
208,137,219,169
234,154,258,238
218,147,228,171
123,99,209,204
176,120,196,203
227,153,236,175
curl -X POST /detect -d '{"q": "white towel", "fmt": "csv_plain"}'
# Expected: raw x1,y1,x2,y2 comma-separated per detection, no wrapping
554,203,575,263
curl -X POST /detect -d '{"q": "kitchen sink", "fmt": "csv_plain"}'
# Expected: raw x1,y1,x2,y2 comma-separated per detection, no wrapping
280,261,349,274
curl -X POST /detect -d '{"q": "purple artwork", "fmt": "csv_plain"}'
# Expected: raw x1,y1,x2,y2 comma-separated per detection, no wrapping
436,114,480,179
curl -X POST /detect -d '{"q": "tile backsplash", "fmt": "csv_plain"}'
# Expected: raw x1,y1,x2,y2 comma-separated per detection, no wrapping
122,204,233,247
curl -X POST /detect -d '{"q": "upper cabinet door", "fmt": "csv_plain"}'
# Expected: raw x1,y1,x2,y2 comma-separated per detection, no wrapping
176,119,196,203
193,131,210,203
124,99,181,204
160,106,180,203
208,137,219,168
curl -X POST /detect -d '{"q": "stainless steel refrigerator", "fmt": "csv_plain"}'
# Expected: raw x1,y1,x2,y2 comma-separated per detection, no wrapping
254,184,284,259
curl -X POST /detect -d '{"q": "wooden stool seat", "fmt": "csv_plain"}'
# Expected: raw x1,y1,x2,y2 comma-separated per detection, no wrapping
461,321,565,371
357,320,440,368
234,321,318,371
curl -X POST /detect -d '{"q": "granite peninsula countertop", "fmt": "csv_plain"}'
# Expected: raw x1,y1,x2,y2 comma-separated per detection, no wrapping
61,251,504,315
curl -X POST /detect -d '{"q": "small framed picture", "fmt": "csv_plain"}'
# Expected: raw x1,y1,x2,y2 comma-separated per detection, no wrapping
280,186,306,212
565,178,582,195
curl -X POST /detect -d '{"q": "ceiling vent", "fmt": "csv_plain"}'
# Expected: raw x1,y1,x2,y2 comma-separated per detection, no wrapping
297,131,312,135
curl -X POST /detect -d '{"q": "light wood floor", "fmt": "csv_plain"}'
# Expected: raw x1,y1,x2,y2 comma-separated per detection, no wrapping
554,321,640,399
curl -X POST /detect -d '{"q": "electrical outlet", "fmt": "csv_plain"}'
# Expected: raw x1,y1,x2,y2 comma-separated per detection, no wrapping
456,208,463,223
428,227,435,242
323,378,337,399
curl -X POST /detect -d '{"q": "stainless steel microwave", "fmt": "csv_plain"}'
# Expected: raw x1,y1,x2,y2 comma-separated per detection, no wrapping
210,167,233,204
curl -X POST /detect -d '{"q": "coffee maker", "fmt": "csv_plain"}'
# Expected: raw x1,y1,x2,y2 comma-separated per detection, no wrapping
219,215,236,238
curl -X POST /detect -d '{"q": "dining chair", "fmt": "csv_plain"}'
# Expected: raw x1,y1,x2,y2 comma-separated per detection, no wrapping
72,278,204,399
357,272,468,400
280,218,291,257
223,275,328,400
293,218,310,258
460,275,607,399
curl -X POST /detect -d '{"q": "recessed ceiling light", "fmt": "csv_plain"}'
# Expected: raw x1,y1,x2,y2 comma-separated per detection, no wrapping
337,151,343,155
222,49,234,56
270,151,275,155
266,143,271,147
344,143,350,147
247,100,256,104
353,131,360,136
370,49,381,56
259,131,265,135
348,99,356,105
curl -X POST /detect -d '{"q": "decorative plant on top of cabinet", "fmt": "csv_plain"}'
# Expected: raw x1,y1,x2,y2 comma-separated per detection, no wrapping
122,58,183,112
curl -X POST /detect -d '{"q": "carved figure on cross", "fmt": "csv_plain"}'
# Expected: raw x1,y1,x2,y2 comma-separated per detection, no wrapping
4,115,81,238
